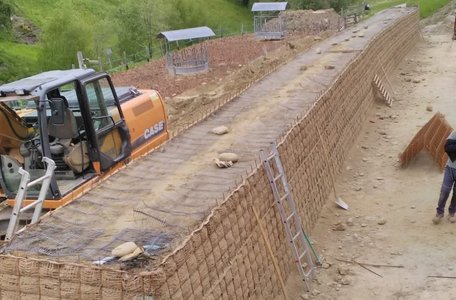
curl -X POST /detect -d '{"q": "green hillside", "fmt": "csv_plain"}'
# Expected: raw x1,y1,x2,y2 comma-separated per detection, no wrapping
0,0,252,83
0,0,453,84
370,0,452,18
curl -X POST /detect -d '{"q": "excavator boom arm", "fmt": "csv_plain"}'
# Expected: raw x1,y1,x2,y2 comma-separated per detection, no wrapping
0,102,34,154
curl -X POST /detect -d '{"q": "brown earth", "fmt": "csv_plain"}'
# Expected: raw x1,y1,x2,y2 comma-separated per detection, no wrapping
285,1,456,299
112,34,284,98
112,27,335,133
6,5,448,299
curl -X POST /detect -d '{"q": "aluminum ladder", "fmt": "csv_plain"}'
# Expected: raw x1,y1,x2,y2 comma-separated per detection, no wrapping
5,157,56,241
260,143,316,291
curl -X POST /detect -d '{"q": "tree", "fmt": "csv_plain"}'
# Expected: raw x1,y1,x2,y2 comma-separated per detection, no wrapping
0,0,13,35
172,0,209,29
115,3,146,55
38,13,92,70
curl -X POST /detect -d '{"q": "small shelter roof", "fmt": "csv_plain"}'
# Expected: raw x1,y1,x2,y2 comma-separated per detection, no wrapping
251,2,288,12
157,26,215,42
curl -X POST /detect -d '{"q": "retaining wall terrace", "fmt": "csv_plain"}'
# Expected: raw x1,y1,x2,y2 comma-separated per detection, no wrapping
0,8,419,299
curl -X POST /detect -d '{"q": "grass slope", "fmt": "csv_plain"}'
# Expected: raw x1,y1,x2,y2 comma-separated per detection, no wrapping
0,41,40,83
371,0,453,18
0,0,252,82
14,0,252,34
1,0,452,83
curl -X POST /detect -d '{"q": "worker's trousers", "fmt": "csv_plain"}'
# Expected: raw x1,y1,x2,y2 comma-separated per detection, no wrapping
437,166,456,215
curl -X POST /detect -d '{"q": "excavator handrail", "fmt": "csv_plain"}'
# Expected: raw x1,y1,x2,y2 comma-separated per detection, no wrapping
5,157,56,241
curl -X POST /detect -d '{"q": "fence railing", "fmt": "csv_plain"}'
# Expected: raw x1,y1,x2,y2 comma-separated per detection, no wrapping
77,24,255,74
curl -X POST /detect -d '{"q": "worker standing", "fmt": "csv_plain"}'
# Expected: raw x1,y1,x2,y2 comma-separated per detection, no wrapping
453,10,456,40
433,131,456,224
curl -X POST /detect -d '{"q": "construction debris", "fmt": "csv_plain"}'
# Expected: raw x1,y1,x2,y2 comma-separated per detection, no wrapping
400,112,453,171
373,74,393,107
214,158,234,168
336,258,404,268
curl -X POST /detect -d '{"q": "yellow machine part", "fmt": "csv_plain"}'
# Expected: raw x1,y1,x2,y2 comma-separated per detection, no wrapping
120,89,168,150
0,103,34,155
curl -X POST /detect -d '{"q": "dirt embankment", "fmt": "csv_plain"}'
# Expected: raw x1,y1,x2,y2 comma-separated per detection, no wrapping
112,10,341,133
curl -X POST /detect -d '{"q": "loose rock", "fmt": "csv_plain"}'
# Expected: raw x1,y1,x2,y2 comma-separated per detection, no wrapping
218,152,239,163
119,246,144,262
112,242,139,257
332,222,346,231
322,262,331,269
426,105,433,112
311,289,321,296
211,125,229,135
378,218,387,225
337,266,350,275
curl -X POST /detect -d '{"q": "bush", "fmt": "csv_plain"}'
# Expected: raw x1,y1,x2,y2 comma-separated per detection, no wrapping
38,13,92,70
0,0,13,36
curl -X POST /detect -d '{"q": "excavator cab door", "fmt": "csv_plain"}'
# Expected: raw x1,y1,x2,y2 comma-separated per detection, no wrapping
80,75,131,171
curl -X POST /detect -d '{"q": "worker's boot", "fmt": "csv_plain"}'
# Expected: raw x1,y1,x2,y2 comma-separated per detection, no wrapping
433,214,444,224
449,213,456,223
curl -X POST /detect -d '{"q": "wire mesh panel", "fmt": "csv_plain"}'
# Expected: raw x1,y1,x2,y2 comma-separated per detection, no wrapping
254,14,286,40
166,42,210,75
252,2,288,40
158,26,215,76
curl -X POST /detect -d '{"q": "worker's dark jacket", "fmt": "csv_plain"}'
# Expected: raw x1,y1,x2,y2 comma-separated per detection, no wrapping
445,139,456,162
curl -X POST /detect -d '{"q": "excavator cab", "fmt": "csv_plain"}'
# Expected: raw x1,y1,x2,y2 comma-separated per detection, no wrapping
0,69,133,206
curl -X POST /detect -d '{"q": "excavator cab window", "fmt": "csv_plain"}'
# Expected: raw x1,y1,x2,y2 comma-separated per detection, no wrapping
81,76,130,170
0,97,42,197
0,81,95,200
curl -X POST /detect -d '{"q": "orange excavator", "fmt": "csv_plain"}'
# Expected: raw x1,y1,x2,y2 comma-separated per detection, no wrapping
0,69,168,209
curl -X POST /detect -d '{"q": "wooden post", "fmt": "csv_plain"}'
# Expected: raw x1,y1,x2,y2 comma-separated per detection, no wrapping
251,206,289,300
77,51,84,69
98,55,103,71
123,51,129,70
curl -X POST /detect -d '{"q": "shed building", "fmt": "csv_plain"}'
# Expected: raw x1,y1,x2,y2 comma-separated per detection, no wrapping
158,26,216,76
252,2,288,40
